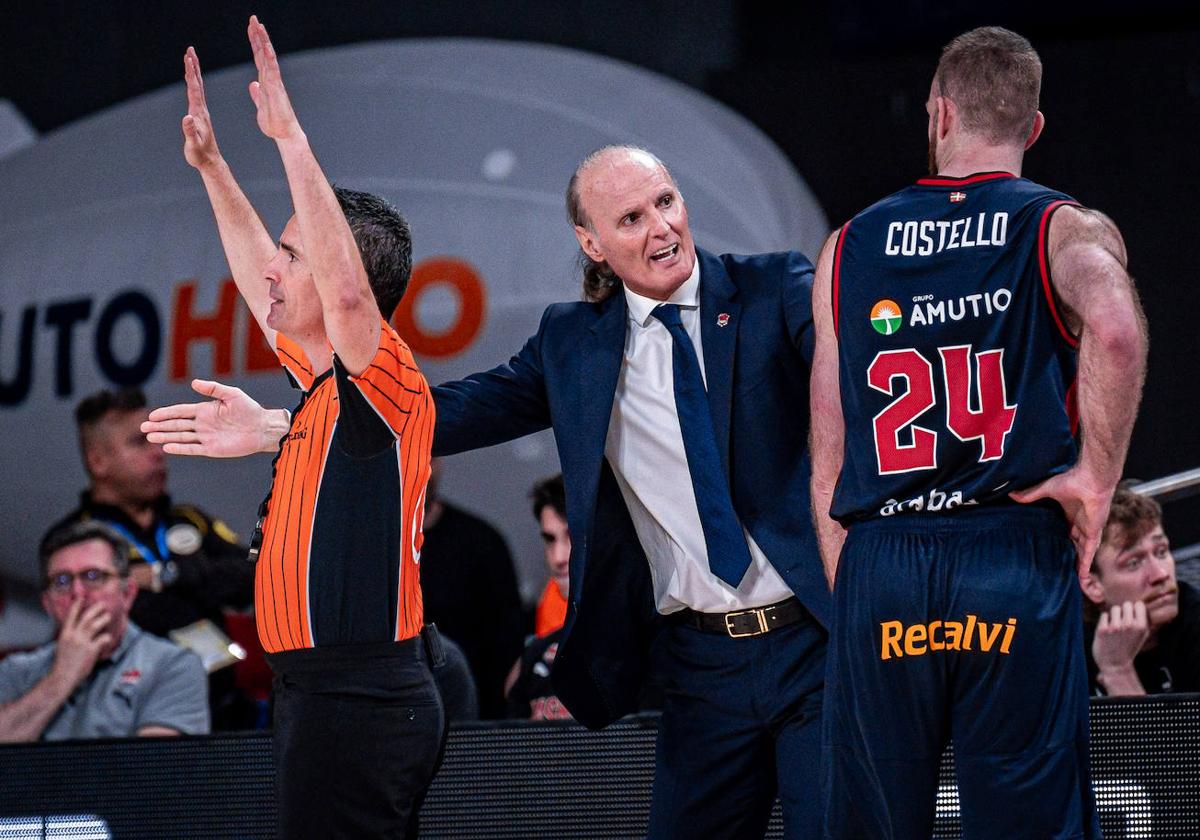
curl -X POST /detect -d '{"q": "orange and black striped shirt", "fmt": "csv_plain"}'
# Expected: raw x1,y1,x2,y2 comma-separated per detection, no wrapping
255,318,434,653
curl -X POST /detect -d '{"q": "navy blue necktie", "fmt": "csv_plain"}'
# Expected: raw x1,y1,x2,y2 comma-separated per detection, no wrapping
651,303,753,587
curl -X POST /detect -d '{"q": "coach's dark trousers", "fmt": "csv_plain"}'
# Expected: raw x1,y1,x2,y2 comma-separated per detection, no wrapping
647,611,827,839
268,638,445,840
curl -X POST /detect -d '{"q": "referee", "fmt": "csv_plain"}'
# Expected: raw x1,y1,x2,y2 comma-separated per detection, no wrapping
157,19,442,837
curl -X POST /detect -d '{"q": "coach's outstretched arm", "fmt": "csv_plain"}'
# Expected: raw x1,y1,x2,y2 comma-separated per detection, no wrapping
809,230,848,590
246,16,380,375
181,46,277,343
1010,207,1148,579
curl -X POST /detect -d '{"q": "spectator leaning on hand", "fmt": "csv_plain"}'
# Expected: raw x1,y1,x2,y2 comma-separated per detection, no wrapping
1082,486,1200,696
42,386,253,729
0,521,209,742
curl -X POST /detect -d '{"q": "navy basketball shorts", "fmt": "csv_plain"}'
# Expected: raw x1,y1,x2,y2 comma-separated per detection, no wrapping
822,505,1101,840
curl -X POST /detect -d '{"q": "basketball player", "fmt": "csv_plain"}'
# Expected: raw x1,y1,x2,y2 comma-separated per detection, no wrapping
810,26,1147,839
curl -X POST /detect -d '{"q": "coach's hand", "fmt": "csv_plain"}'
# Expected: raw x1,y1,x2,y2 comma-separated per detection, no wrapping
1009,465,1113,582
142,379,288,458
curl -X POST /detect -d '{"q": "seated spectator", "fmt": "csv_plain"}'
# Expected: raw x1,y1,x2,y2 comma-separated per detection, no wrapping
507,475,572,721
532,476,570,639
43,387,254,728
419,459,525,719
0,522,210,741
1081,487,1200,695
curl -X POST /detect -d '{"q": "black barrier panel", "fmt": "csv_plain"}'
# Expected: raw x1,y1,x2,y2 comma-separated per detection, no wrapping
0,697,1197,838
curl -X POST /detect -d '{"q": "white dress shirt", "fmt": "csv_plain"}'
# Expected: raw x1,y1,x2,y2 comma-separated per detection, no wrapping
604,259,795,614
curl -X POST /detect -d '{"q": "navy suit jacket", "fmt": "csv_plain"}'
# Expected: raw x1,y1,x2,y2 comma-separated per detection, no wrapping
432,248,829,729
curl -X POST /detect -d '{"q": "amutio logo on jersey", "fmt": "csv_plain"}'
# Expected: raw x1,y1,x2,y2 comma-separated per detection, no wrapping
878,285,1017,331
873,289,1014,332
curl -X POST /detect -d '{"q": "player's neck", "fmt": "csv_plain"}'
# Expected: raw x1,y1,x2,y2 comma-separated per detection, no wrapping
935,144,1025,179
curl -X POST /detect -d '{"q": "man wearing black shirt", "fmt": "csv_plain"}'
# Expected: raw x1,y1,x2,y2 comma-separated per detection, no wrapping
419,459,525,719
1082,487,1200,695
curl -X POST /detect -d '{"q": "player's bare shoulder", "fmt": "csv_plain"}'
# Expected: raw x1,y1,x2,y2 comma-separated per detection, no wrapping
811,227,844,320
814,227,843,280
1046,204,1132,326
1048,205,1128,271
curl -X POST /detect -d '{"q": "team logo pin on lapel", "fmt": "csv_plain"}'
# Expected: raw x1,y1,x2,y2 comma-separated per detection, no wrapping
717,313,731,327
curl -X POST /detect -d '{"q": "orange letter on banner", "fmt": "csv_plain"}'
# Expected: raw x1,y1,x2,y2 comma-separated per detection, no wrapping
171,280,237,380
244,305,278,372
393,258,485,359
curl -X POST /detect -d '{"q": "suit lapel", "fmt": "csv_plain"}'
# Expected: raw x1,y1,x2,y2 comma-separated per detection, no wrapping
698,250,740,479
581,295,627,454
574,293,627,564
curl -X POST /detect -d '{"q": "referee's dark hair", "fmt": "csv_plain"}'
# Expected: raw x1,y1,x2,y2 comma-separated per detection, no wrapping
530,474,566,521
333,186,413,321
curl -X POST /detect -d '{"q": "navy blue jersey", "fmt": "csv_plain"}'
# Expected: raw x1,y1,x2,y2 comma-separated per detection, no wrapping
830,172,1080,524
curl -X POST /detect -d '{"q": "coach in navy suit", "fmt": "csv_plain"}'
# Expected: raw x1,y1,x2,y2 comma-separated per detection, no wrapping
433,146,830,839
142,145,829,838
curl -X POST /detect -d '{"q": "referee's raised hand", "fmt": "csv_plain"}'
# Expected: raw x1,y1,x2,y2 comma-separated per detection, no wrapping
247,16,302,143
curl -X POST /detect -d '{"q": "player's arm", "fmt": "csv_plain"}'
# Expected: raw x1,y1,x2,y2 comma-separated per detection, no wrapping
181,46,278,344
809,230,848,589
247,17,380,375
142,379,290,458
1011,207,1147,577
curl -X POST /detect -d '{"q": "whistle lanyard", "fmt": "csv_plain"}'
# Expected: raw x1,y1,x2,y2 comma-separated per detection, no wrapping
102,521,169,567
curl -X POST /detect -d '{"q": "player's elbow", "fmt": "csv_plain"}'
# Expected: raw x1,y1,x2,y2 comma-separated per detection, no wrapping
1086,304,1146,365
326,286,376,316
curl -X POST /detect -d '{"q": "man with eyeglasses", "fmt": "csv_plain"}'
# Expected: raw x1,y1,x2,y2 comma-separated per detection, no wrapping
0,521,209,742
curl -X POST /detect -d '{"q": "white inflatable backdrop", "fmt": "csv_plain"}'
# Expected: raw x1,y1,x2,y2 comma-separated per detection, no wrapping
0,39,827,642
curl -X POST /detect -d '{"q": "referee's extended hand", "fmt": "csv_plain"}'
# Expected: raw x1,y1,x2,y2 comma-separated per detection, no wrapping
142,379,286,459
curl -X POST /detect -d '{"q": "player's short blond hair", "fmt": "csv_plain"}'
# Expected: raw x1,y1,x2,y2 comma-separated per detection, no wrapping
936,26,1041,145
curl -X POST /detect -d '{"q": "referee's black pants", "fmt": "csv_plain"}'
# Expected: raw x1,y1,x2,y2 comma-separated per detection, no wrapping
268,637,446,839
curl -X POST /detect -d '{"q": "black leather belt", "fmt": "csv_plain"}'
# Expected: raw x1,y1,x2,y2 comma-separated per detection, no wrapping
670,597,806,639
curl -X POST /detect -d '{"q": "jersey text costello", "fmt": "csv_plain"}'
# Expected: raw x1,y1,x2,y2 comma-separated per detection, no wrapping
884,212,1009,256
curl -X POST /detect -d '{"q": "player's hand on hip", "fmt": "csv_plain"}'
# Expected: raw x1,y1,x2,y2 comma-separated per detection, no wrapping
1009,465,1114,582
246,16,303,142
181,47,223,171
142,378,274,459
